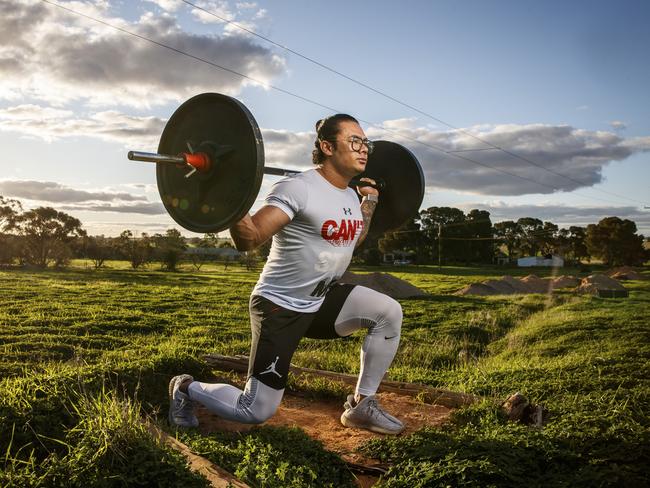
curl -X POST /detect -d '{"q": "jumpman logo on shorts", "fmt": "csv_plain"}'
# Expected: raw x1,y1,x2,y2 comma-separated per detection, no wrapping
260,356,282,378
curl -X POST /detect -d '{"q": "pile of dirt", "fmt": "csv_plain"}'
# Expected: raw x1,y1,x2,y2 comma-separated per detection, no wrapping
455,283,498,296
605,266,645,280
502,275,535,293
521,274,552,294
456,274,553,296
576,274,627,295
550,275,580,289
340,271,429,299
456,273,584,296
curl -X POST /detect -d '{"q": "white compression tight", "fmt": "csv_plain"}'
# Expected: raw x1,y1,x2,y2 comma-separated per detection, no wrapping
188,286,402,423
333,286,403,397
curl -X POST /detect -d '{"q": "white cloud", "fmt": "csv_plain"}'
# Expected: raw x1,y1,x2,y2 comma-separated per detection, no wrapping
367,122,650,196
610,120,627,130
1,0,286,108
3,99,649,200
0,179,164,215
0,104,164,147
0,180,148,203
59,202,166,214
144,0,184,12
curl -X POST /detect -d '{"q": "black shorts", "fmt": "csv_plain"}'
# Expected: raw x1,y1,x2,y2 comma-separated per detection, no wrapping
247,283,356,390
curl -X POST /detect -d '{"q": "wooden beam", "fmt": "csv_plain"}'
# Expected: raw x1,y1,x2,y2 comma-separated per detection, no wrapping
203,354,480,409
147,422,249,488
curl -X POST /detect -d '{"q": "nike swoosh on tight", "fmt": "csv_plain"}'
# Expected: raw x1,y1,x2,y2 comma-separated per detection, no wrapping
384,335,397,340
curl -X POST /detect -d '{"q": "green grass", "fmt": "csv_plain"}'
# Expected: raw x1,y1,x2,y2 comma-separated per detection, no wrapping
0,261,648,486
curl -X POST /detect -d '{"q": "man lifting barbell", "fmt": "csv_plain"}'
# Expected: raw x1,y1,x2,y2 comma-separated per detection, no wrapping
168,114,406,434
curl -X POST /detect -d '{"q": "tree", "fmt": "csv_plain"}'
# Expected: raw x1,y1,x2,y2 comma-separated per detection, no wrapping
539,221,559,256
420,207,466,263
154,228,187,271
568,226,589,263
83,235,114,269
465,209,493,263
116,230,153,269
379,217,426,263
16,207,86,268
493,221,520,259
586,217,645,266
0,196,22,232
516,217,543,256
0,196,23,264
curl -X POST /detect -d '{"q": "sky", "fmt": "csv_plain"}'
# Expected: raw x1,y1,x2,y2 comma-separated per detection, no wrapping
1,0,649,237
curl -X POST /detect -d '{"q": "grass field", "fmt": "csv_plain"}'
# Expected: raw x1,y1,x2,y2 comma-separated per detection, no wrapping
1,261,648,487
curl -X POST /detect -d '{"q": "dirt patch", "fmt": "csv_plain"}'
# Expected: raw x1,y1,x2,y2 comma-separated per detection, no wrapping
455,283,498,296
340,271,429,299
521,275,552,294
606,266,645,280
456,274,553,296
456,274,586,297
482,279,517,294
196,391,450,469
502,275,534,293
550,275,580,289
576,274,627,295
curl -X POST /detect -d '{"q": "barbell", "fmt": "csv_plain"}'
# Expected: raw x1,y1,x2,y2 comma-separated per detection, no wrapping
127,92,424,237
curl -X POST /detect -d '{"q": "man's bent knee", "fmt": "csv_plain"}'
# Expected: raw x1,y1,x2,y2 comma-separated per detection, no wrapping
236,378,283,424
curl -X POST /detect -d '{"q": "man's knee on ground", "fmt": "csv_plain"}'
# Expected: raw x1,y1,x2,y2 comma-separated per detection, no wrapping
237,378,284,424
244,398,279,423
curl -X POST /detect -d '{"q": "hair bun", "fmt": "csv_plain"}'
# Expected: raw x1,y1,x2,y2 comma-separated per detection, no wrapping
315,117,328,134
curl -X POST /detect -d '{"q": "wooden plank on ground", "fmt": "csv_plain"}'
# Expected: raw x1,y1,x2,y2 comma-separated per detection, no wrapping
147,422,249,488
203,353,480,409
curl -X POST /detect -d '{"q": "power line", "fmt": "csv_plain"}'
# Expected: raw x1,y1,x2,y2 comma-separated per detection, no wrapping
179,0,648,207
41,0,641,208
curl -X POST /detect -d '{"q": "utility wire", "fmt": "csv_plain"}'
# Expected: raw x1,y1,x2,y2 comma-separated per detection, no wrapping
41,0,638,208
179,0,648,207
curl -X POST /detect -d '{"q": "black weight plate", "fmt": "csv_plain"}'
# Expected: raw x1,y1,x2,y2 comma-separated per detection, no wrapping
359,140,425,236
157,93,264,233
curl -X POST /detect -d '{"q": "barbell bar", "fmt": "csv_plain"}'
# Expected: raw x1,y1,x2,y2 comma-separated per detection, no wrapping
127,92,424,236
127,150,386,190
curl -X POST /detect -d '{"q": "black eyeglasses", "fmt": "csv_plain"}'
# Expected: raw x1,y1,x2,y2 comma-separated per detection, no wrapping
325,136,375,154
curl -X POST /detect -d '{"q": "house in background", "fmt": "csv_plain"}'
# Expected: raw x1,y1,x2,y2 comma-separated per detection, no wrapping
517,255,564,267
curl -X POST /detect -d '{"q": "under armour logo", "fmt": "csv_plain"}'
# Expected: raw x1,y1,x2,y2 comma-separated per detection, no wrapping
343,208,352,215
259,356,282,378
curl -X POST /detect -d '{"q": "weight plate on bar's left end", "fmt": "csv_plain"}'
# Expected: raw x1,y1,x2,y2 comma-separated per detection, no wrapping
157,93,264,233
359,140,425,237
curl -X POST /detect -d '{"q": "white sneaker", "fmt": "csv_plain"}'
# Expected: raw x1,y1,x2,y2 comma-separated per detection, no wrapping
168,374,198,428
340,394,404,435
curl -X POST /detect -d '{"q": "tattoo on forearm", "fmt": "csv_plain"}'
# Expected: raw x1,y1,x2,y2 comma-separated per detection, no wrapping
356,199,377,247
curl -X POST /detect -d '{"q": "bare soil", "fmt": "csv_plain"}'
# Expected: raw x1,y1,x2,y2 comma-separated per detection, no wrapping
340,271,429,299
576,273,627,295
195,389,451,482
606,266,645,280
457,274,581,296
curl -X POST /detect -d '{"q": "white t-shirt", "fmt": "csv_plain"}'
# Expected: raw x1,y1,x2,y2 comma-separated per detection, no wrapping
252,169,363,312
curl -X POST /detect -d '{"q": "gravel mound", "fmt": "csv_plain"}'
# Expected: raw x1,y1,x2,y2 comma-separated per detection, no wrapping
340,271,429,299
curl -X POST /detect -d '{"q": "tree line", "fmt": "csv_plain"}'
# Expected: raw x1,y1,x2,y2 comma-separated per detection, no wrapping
0,196,239,270
377,207,648,266
1,196,647,269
